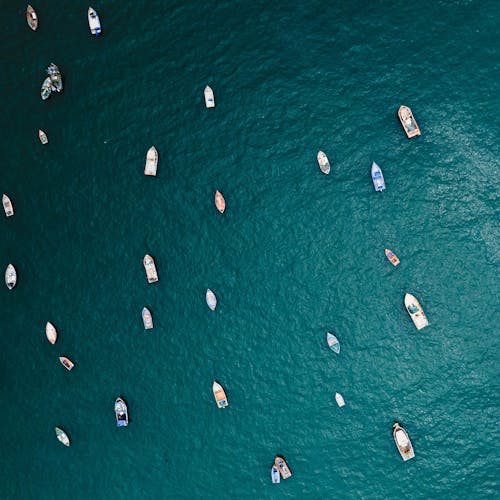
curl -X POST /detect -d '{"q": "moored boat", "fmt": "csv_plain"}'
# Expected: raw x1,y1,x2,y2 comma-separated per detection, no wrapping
271,465,280,484
2,194,14,217
204,86,215,108
88,7,101,35
45,321,58,344
115,397,129,427
335,392,345,407
143,254,158,283
371,162,386,191
317,151,330,174
214,191,225,213
206,288,217,310
398,105,421,138
142,307,153,330
55,427,70,446
41,77,52,100
404,293,429,330
26,5,38,31
144,146,158,176
5,264,16,290
59,356,74,371
326,332,340,354
212,381,228,408
385,248,400,266
47,63,63,92
393,422,415,461
274,456,292,479
38,129,48,144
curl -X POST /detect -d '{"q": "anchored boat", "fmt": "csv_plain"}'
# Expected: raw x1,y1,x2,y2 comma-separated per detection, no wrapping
335,392,345,407
2,194,14,217
88,7,101,35
206,288,217,310
142,307,153,329
326,332,340,354
371,162,386,191
45,322,58,344
55,427,70,446
212,381,228,408
393,422,415,461
41,77,52,100
47,63,63,92
317,151,330,174
143,254,159,283
271,465,280,483
398,105,420,138
5,264,16,290
115,398,129,426
26,5,38,31
404,293,429,330
274,456,292,479
214,191,225,213
59,356,74,371
204,86,215,108
144,146,158,176
385,248,400,266
38,129,48,144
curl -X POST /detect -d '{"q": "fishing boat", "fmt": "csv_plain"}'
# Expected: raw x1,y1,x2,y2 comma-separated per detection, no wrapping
55,427,70,446
271,465,280,484
404,293,429,330
371,162,386,191
144,146,158,176
393,422,415,461
59,356,74,371
206,288,217,310
47,63,63,92
385,248,400,266
143,254,158,283
335,392,345,407
317,151,330,174
88,7,101,36
26,5,38,31
214,191,225,213
212,381,228,408
2,194,14,217
41,77,52,100
38,129,48,144
142,307,153,330
326,332,340,354
274,456,292,479
398,105,421,138
115,398,129,427
45,322,58,344
204,86,215,108
5,264,16,290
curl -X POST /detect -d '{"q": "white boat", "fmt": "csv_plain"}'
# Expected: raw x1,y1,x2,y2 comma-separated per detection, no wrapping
143,254,159,283
271,465,280,483
206,288,217,310
335,392,345,407
45,322,58,344
317,151,330,174
5,264,16,290
38,129,48,144
55,427,70,446
212,381,228,408
398,105,421,138
115,397,129,427
59,356,75,370
26,5,38,31
326,332,340,354
393,422,415,461
404,293,429,330
142,307,153,330
88,7,101,36
204,86,215,108
214,191,225,213
2,194,14,217
144,146,158,176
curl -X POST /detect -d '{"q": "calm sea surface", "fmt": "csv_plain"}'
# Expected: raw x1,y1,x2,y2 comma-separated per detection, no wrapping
1,1,499,498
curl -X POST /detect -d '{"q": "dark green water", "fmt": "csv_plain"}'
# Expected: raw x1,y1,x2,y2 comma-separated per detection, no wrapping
1,1,499,498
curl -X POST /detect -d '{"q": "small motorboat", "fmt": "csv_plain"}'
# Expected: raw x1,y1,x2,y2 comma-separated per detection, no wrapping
143,254,159,283
404,293,429,330
38,129,48,144
55,427,70,446
385,248,400,266
335,392,345,407
274,456,292,479
326,332,340,354
41,77,52,100
144,146,158,176
204,86,215,108
26,5,38,31
45,322,58,344
2,194,14,217
212,381,228,408
115,397,129,427
271,465,280,484
142,307,153,330
317,151,330,174
59,356,74,371
5,264,16,290
214,191,225,213
206,288,217,310
393,422,415,461
371,162,386,191
88,7,101,36
47,63,63,92
398,105,421,138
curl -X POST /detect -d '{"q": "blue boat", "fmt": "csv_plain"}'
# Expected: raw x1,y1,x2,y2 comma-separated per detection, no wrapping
371,162,385,191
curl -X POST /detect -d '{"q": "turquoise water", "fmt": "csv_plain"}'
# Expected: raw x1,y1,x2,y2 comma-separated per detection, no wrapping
1,1,499,498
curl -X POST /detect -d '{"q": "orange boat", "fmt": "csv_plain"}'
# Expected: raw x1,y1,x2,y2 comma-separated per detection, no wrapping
385,249,400,266
398,105,421,138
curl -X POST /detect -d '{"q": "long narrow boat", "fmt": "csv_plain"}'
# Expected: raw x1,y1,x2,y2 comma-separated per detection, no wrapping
142,307,153,330
41,77,52,100
204,86,215,108
398,105,421,138
26,5,38,31
271,465,280,484
5,264,16,290
274,456,292,479
214,191,225,213
144,146,158,176
88,7,101,36
45,322,58,344
326,332,340,354
317,151,330,174
385,248,400,266
115,398,129,427
206,289,217,310
212,381,228,408
393,422,415,461
404,293,429,330
335,392,345,407
55,427,70,446
371,162,386,191
47,63,63,92
59,356,74,371
2,194,14,217
143,254,159,283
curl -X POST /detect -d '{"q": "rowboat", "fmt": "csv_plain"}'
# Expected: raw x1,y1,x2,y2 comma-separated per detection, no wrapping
271,465,280,483
317,151,330,174
5,264,16,290
404,293,429,330
41,77,52,100
45,322,58,344
144,146,158,176
274,456,292,479
26,5,38,31
143,254,159,283
47,63,62,92
214,191,225,213
393,422,415,461
59,356,74,371
38,129,48,144
371,162,385,191
2,194,14,217
398,105,421,138
385,248,400,266
55,427,70,446
115,398,129,427
88,7,101,36
212,381,228,408
326,332,340,354
335,392,345,407
204,86,215,108
142,307,153,329
206,288,217,310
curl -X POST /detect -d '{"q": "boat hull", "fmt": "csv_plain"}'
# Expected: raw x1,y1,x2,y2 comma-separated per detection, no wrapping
404,293,429,330
59,356,74,371
271,466,280,483
55,427,70,446
398,106,421,138
206,289,217,310
335,392,345,407
39,130,48,144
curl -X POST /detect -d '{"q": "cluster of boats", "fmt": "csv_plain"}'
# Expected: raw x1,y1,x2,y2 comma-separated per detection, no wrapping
40,63,63,101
